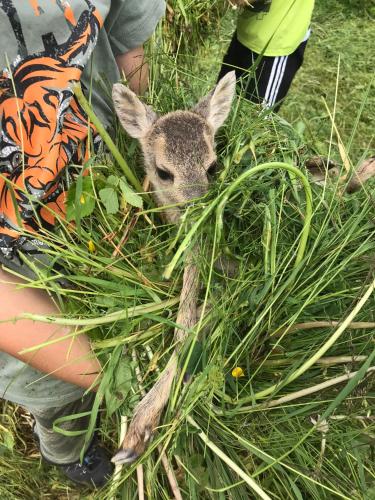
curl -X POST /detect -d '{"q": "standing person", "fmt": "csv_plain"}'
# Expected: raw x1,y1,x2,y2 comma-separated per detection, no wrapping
219,0,315,111
0,0,165,488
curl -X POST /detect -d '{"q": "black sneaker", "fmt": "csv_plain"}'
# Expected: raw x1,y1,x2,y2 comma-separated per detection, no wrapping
33,428,114,488
59,438,114,488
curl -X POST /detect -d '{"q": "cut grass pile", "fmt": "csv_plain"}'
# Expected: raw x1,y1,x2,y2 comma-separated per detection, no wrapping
0,1,374,498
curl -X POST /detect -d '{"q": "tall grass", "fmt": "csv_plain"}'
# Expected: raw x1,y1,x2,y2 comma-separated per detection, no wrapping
1,1,374,498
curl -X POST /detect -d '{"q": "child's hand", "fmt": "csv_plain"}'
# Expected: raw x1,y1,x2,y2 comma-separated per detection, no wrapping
228,0,255,8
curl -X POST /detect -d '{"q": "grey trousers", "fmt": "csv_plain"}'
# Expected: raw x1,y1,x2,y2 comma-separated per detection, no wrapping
0,351,95,464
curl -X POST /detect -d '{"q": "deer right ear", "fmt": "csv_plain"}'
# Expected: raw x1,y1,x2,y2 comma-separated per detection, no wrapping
112,84,158,139
193,71,236,133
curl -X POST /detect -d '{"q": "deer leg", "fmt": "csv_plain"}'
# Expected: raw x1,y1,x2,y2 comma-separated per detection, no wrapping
112,260,199,464
112,357,178,464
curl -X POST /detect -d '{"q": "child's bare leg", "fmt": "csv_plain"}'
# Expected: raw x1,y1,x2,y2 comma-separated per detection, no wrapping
0,268,112,480
0,268,101,390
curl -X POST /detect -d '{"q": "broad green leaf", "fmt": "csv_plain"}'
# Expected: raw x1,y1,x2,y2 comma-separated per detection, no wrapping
119,178,143,208
106,175,119,187
105,359,135,417
99,187,119,214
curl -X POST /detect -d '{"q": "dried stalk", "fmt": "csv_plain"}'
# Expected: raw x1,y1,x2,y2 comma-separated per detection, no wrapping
131,350,145,500
264,367,375,408
109,415,128,499
136,465,145,500
263,355,368,367
272,320,375,337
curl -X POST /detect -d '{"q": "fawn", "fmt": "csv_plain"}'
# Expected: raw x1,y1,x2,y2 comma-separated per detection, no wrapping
112,71,236,222
111,71,236,463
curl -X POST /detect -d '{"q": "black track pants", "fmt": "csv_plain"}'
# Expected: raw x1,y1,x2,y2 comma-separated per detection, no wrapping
218,31,309,112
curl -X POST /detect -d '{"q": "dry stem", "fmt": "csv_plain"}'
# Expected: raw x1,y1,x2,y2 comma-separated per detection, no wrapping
273,320,375,337
264,367,375,408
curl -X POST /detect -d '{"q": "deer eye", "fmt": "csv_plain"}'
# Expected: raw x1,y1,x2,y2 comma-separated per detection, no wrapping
207,161,218,177
156,167,174,181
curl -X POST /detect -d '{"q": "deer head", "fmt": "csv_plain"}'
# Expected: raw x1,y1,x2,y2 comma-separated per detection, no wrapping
112,71,236,222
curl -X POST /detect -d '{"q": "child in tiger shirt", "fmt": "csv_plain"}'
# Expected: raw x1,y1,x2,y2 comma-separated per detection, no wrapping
0,0,165,488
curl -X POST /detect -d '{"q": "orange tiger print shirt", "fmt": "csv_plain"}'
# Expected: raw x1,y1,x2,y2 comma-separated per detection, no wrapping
0,0,164,261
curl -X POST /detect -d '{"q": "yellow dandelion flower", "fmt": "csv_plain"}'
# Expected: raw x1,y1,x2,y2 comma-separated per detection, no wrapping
231,366,245,378
80,194,86,204
88,240,96,253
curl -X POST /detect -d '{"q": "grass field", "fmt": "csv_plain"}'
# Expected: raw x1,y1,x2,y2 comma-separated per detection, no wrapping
0,1,374,499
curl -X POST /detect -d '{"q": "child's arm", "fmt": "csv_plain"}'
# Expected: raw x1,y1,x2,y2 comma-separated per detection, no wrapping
0,271,101,391
229,0,255,7
115,45,148,95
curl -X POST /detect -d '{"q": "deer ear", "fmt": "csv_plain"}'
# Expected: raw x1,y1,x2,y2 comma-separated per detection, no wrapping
112,83,158,139
193,71,236,132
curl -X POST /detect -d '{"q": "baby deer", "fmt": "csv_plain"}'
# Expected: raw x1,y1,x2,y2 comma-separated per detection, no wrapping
112,71,236,223
111,71,236,464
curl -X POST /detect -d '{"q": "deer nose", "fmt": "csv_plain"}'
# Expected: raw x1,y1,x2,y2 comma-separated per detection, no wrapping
182,179,208,202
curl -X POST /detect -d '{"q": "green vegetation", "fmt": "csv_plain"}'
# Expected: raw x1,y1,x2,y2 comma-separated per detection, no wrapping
1,1,374,498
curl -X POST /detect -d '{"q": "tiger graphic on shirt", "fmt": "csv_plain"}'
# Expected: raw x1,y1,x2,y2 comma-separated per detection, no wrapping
0,0,103,256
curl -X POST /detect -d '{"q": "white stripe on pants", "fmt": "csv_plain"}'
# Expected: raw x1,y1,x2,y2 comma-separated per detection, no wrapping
263,56,280,104
269,55,288,106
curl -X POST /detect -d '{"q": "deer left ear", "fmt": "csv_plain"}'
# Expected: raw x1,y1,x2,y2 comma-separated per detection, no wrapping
112,83,158,139
193,71,236,133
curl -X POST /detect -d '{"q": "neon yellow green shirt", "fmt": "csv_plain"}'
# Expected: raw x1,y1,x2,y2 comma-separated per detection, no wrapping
237,0,315,57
